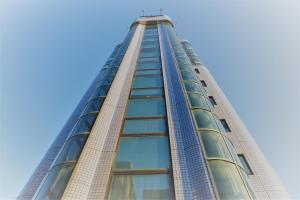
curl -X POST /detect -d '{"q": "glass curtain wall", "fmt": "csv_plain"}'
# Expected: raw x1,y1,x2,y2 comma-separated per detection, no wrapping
34,26,137,200
162,22,256,200
107,24,174,200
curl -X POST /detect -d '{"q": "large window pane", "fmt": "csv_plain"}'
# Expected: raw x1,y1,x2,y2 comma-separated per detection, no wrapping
140,51,160,58
108,174,173,200
225,137,243,167
90,85,110,98
54,135,88,165
114,136,170,170
135,69,161,76
199,131,232,161
181,70,198,82
35,163,75,200
132,76,163,88
71,113,98,136
188,93,210,110
139,57,160,63
82,97,104,115
193,109,219,131
209,161,250,200
184,81,203,94
124,119,167,134
126,99,166,117
137,61,161,70
131,88,163,98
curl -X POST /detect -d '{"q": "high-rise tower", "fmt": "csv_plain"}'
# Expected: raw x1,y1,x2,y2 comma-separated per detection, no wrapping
18,15,289,200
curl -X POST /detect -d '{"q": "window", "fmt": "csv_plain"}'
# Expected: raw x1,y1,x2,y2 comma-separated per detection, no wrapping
35,163,75,200
193,109,219,131
82,97,104,115
194,68,200,74
220,119,231,132
54,135,88,165
201,80,207,87
108,174,173,200
209,160,250,200
123,119,167,134
238,155,253,175
139,57,160,63
184,81,203,94
131,88,163,98
114,136,170,170
90,85,110,99
71,113,98,136
135,69,161,76
188,93,210,110
132,76,163,89
208,96,217,106
199,131,232,161
139,50,160,58
181,70,198,82
126,99,166,117
137,61,161,70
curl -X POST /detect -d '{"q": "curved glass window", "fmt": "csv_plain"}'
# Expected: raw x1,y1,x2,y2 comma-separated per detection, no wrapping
193,109,219,131
225,137,243,167
188,93,210,110
209,160,250,200
114,136,170,170
35,163,75,200
199,131,232,161
131,88,163,98
91,85,110,99
54,134,88,165
184,81,203,94
108,174,173,200
132,76,163,89
126,99,166,118
71,113,98,136
124,119,167,134
181,70,198,82
82,98,104,115
239,167,257,199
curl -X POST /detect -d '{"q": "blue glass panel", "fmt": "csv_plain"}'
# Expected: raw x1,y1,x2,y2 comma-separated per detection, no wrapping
70,113,98,136
188,93,210,110
124,119,167,134
126,99,166,117
184,81,203,94
82,97,104,115
135,69,161,76
35,163,75,200
181,70,198,82
193,109,219,131
132,76,163,88
131,88,163,98
108,174,173,200
54,134,88,165
137,61,161,70
139,57,160,63
114,136,170,170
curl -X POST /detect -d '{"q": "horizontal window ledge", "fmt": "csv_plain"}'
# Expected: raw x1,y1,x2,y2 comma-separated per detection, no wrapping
129,96,164,99
121,133,168,137
125,116,166,120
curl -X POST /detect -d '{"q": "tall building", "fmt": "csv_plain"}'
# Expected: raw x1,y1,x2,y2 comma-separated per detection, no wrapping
18,15,289,200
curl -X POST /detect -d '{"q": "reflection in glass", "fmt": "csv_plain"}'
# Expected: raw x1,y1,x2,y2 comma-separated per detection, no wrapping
108,174,173,200
137,62,161,70
124,119,167,134
132,76,163,89
82,98,104,115
54,135,88,165
35,163,75,200
239,167,257,199
188,93,210,110
199,131,232,161
71,113,97,136
181,70,198,82
193,109,219,131
114,136,170,170
131,88,163,98
225,137,243,167
126,99,166,117
135,69,161,76
184,81,202,94
90,85,110,99
209,160,250,200
238,155,253,175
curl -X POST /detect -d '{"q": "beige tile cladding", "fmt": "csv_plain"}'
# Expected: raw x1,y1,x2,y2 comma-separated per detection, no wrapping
194,64,290,199
61,24,145,200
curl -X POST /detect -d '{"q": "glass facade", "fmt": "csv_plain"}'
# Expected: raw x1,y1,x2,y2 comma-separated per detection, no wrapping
107,24,174,200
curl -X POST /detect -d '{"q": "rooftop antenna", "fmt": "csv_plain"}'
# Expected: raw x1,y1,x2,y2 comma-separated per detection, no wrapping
160,8,163,15
142,10,145,16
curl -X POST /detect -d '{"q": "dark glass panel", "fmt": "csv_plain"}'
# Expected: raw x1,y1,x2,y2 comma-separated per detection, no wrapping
124,119,167,134
126,99,166,117
131,88,163,98
132,76,163,89
71,113,98,136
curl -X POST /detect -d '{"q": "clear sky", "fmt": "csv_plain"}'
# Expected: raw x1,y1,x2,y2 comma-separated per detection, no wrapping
1,0,299,199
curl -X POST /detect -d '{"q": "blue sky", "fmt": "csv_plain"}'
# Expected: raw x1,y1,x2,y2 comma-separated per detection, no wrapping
1,0,299,199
